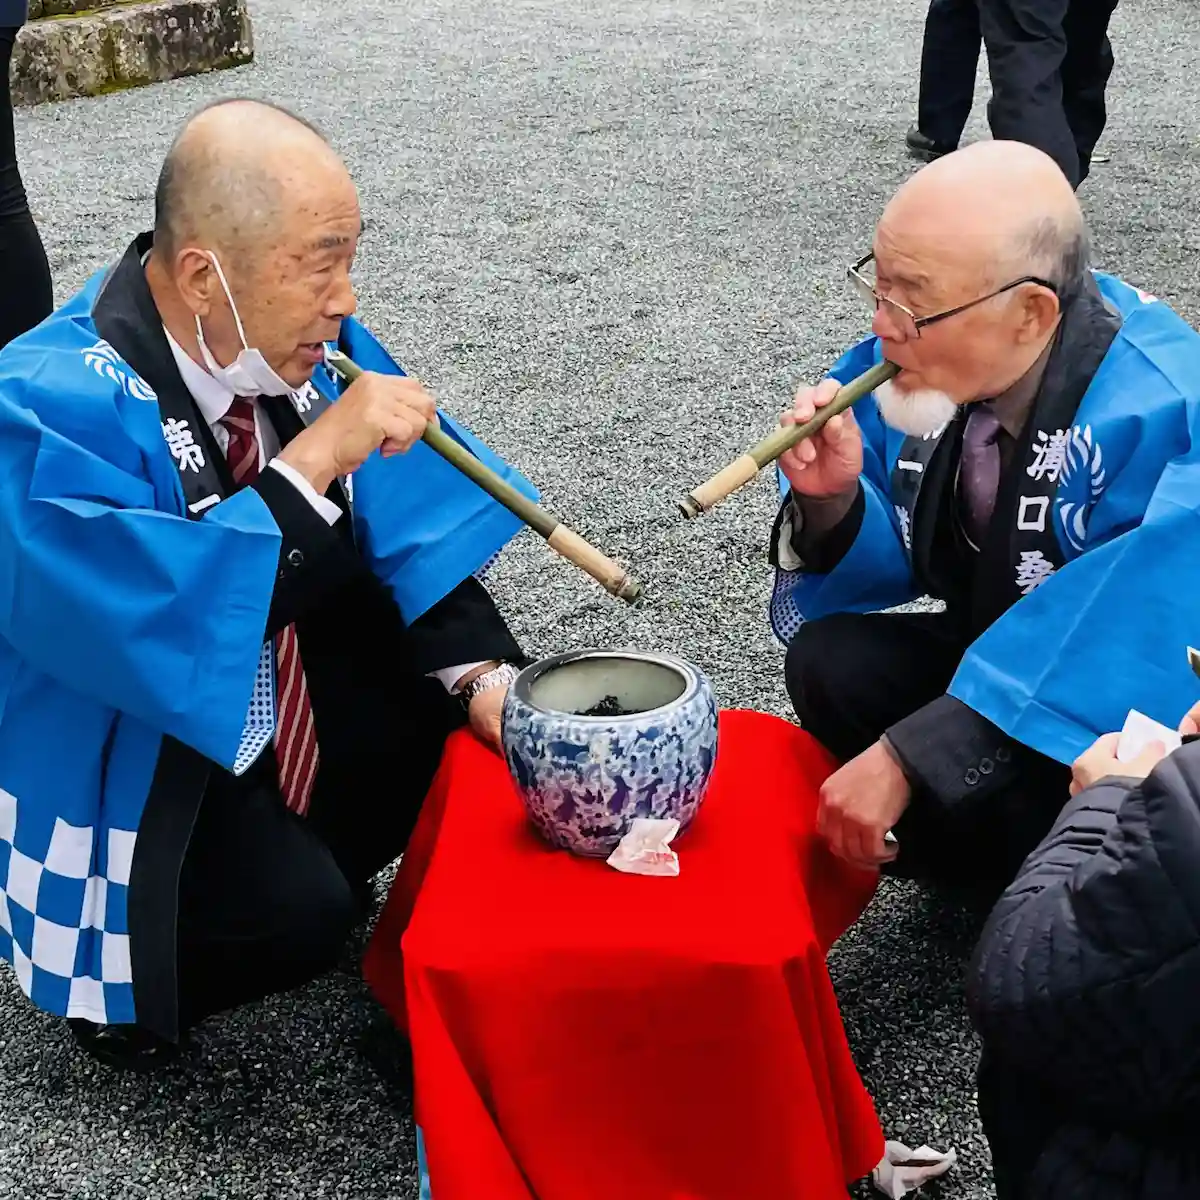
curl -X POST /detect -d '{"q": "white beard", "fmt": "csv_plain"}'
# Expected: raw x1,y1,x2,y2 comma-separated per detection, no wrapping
874,379,959,437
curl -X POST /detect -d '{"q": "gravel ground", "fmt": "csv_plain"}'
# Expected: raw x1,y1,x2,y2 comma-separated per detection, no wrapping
3,0,1198,1196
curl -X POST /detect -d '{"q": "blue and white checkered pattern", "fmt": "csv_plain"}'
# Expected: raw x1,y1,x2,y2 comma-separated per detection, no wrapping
0,642,275,1026
232,641,277,776
0,787,138,1026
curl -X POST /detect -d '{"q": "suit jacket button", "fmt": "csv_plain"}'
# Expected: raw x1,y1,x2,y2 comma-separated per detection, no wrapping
287,549,304,567
996,745,1011,763
979,758,994,775
965,767,980,785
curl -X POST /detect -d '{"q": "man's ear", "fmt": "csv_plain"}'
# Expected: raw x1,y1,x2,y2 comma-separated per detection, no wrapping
1015,284,1061,345
174,248,217,319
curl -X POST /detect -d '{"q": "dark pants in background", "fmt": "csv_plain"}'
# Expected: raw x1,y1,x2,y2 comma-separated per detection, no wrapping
917,0,982,151
784,611,1071,905
0,27,53,349
980,0,1121,188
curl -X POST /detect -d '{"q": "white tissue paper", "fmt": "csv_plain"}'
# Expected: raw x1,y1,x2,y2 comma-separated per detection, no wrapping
1116,709,1181,763
872,1141,957,1198
606,818,681,877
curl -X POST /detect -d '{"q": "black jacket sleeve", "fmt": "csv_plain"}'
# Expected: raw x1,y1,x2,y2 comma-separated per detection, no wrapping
966,743,1200,1121
403,575,525,677
884,693,1030,812
767,484,865,576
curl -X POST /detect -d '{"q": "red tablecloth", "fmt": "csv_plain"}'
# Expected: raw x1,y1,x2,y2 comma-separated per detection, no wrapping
363,708,883,1200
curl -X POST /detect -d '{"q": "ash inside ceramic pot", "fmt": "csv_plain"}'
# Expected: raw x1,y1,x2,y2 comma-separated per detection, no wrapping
577,694,639,717
529,655,687,718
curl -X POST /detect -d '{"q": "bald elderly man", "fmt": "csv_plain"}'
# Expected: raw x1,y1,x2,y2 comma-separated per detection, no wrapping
771,141,1200,902
0,99,541,1069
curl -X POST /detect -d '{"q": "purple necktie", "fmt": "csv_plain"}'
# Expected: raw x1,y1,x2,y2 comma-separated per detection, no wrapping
960,405,1003,547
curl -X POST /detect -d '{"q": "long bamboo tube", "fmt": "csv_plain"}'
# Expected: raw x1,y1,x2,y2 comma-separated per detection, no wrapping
324,349,642,604
678,360,901,518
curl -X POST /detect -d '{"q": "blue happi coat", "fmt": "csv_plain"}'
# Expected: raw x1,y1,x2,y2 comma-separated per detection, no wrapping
771,271,1200,766
0,255,537,1030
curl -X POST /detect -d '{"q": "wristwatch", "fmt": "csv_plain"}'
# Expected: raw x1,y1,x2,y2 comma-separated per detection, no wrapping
460,661,521,704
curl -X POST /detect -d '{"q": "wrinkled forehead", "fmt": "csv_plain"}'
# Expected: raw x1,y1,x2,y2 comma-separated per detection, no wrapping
872,193,994,305
266,165,362,257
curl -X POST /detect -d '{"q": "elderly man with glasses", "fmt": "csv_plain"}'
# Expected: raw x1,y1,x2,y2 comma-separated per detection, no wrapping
769,139,1200,905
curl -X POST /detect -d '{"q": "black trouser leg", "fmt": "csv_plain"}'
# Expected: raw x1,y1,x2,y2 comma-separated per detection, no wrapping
916,0,983,149
302,681,464,887
0,28,53,350
980,0,1081,187
785,611,1069,899
174,683,462,1030
1060,0,1119,183
785,610,967,763
174,762,363,1031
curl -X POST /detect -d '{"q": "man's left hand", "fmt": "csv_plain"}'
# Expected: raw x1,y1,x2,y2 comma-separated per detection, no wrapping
1070,731,1166,796
817,740,911,869
466,682,508,754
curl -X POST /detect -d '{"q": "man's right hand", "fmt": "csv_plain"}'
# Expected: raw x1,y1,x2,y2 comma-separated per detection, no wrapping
778,378,863,499
277,372,438,495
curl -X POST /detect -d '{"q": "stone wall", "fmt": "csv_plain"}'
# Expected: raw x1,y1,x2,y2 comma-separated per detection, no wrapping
12,0,254,107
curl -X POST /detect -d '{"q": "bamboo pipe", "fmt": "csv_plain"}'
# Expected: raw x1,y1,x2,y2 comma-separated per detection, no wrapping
678,360,901,518
324,349,643,604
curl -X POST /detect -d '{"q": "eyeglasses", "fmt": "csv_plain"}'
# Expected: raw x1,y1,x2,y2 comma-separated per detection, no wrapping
847,252,1058,340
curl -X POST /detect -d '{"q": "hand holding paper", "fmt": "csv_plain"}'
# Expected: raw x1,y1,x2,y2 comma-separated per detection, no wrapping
1116,709,1181,763
1070,712,1176,798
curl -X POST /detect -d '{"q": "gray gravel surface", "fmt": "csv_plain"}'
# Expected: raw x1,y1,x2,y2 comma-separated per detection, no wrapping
3,0,1198,1196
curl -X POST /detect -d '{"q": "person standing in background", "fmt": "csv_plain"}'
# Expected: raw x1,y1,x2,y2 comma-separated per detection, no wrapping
0,0,53,349
906,0,982,163
979,0,1120,189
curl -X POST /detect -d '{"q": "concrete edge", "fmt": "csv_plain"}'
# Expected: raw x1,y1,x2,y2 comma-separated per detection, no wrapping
12,0,255,107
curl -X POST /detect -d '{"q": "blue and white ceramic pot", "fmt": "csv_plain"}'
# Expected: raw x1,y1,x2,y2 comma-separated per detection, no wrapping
501,649,720,858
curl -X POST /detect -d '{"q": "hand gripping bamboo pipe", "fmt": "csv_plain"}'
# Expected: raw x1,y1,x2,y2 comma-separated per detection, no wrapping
678,360,901,518
324,349,643,604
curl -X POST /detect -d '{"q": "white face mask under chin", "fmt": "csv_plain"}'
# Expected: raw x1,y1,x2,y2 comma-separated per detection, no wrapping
875,379,960,437
194,251,298,398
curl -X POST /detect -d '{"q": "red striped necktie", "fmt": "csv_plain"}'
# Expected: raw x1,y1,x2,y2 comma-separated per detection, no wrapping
221,397,320,816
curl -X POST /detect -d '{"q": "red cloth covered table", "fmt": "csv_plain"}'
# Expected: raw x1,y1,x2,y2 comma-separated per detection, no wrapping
363,709,883,1200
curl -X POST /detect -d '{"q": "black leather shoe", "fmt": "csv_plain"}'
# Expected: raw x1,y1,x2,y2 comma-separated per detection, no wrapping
905,125,956,162
68,1019,182,1072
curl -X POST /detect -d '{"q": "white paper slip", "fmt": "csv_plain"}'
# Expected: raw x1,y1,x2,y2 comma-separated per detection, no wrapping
1116,709,1181,763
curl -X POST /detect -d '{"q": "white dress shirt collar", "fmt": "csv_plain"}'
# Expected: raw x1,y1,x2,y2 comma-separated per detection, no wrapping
162,325,239,427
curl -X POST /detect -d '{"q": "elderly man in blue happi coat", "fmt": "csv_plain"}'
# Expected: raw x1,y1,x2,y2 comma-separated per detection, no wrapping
770,141,1200,904
0,99,541,1069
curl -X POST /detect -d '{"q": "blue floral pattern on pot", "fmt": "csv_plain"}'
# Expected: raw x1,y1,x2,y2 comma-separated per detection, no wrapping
501,649,719,857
